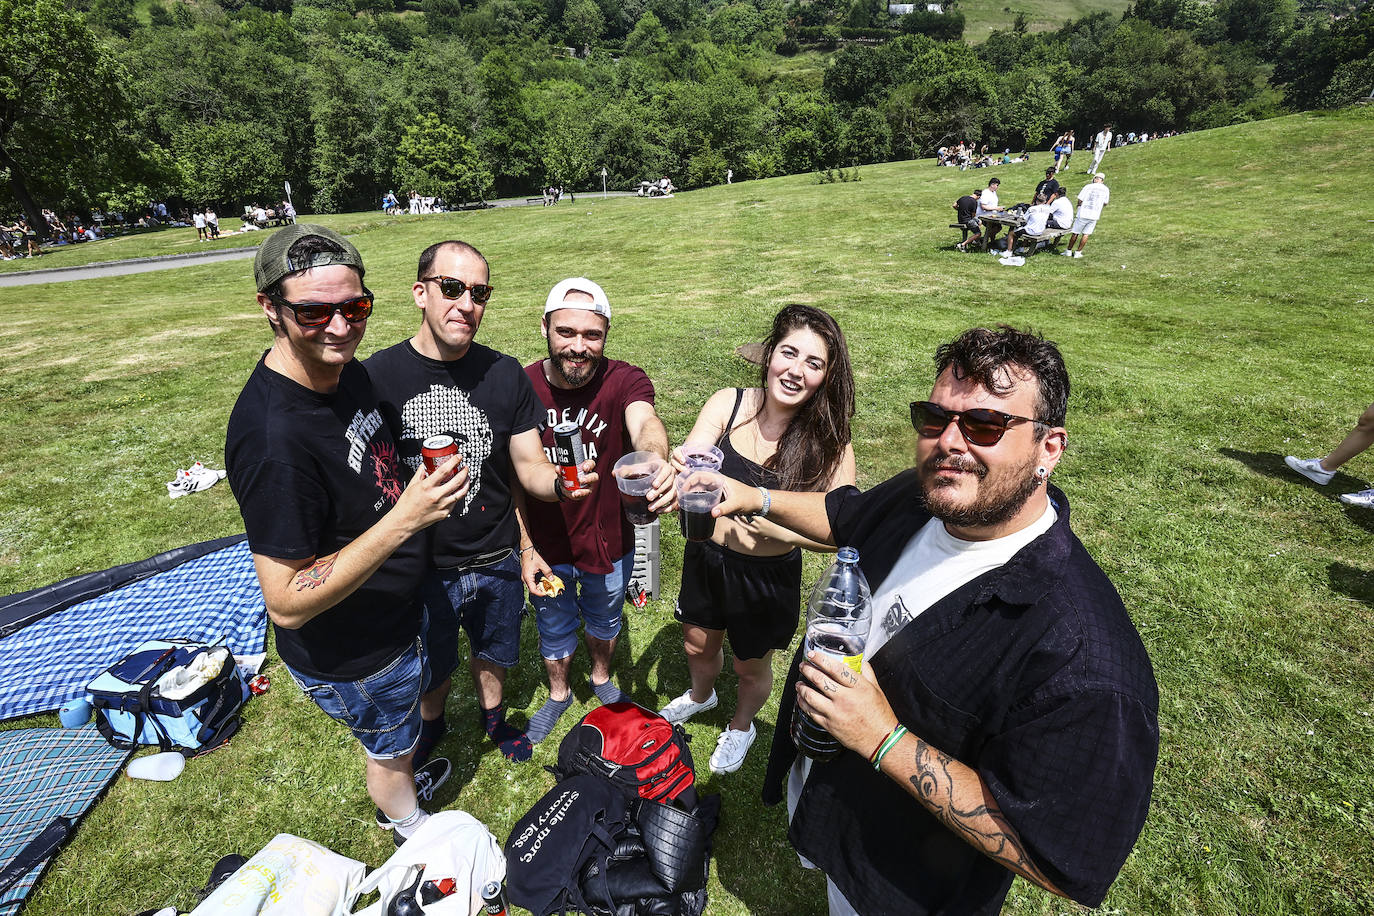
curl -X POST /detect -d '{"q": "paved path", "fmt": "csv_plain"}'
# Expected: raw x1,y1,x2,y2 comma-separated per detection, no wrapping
0,247,258,287
0,192,644,287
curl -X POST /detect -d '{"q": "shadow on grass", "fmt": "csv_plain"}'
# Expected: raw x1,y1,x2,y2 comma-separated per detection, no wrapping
1328,562,1374,606
1219,448,1374,533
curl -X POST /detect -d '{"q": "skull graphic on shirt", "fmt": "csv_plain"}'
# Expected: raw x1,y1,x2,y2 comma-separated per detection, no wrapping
399,384,495,516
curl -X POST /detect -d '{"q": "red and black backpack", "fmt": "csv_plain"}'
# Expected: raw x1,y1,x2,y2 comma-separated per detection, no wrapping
551,701,697,808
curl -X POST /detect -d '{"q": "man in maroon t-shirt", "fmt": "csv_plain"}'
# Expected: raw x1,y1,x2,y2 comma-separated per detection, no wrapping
518,278,676,743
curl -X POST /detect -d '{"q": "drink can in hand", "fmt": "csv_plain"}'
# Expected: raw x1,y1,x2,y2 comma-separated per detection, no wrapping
552,422,587,492
421,435,461,476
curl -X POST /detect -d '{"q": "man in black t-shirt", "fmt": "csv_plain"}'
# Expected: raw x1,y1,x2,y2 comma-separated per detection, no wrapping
952,188,981,249
1035,167,1061,204
715,327,1158,915
365,240,597,764
226,224,469,844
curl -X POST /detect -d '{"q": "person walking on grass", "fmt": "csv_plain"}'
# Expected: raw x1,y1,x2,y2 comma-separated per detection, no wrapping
1286,403,1374,506
517,278,677,744
1090,124,1113,174
365,241,598,772
226,225,467,846
659,305,856,776
1063,173,1110,259
713,325,1158,916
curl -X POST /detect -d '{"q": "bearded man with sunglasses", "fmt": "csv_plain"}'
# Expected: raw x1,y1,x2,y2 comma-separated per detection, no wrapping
226,225,470,845
365,240,595,769
716,326,1158,915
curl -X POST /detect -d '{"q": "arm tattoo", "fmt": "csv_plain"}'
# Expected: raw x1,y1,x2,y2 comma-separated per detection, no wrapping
294,555,337,591
908,738,1059,892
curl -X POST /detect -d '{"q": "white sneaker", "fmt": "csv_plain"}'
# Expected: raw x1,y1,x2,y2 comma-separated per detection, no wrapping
1338,488,1374,508
708,723,757,775
188,461,227,486
658,689,717,725
166,467,218,499
1284,456,1335,485
1061,250,1074,257
1072,251,1083,258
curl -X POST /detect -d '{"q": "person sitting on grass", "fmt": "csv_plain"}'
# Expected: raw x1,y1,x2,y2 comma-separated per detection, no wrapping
1286,402,1374,507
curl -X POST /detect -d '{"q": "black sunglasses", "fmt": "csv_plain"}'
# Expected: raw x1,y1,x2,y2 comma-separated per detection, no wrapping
910,401,1047,447
268,289,374,328
421,276,494,304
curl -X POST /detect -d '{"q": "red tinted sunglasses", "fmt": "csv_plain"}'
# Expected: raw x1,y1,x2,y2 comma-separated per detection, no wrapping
268,290,374,328
910,400,1046,447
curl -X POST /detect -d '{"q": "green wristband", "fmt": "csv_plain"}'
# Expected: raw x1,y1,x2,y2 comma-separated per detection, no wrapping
872,724,908,771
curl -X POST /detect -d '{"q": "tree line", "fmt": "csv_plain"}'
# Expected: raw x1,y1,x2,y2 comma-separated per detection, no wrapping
2,0,1370,235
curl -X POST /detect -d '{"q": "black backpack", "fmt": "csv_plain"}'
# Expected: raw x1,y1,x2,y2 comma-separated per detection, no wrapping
506,703,720,916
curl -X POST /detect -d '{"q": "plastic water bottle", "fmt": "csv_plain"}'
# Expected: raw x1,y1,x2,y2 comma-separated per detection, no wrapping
791,546,872,761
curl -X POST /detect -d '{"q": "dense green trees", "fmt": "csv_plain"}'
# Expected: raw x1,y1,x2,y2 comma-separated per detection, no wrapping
8,0,1370,222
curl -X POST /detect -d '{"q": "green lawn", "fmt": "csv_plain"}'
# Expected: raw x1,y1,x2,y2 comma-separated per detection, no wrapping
957,0,1134,39
3,107,1373,915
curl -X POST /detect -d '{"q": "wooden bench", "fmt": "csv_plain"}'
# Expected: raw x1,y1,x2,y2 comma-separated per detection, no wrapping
1015,227,1070,254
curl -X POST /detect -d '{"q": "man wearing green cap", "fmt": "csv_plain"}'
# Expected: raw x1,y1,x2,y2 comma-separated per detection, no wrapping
226,224,469,844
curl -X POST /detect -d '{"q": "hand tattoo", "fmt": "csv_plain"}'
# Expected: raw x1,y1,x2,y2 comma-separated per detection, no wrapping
294,554,337,591
909,738,1059,892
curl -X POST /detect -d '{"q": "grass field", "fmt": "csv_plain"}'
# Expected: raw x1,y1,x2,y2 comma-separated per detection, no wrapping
957,0,1133,40
3,107,1374,915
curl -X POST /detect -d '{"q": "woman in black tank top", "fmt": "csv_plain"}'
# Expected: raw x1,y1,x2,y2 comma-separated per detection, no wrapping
659,305,857,776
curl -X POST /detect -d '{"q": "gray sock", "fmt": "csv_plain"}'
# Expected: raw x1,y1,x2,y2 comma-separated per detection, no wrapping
590,678,625,706
527,694,574,744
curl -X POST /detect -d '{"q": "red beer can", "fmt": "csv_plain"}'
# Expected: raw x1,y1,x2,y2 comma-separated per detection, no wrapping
249,674,270,696
421,435,460,476
552,422,586,492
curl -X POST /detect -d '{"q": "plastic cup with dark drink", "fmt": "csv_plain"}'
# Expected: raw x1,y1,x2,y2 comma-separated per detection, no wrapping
676,471,722,542
613,451,664,526
680,442,724,471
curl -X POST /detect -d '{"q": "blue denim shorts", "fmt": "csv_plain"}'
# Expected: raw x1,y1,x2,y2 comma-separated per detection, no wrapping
286,636,429,760
422,553,524,681
532,552,633,660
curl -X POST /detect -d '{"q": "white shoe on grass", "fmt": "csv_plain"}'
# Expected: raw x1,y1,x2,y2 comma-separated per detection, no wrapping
1338,488,1374,508
709,723,757,775
659,689,717,725
1284,456,1335,485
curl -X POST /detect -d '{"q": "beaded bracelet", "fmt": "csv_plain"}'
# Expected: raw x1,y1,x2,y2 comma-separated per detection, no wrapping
757,486,772,518
871,724,908,771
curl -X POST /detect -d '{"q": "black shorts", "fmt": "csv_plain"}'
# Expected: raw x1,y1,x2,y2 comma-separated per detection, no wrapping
675,540,803,661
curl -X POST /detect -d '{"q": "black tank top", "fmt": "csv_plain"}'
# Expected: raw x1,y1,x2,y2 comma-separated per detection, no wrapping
717,388,783,489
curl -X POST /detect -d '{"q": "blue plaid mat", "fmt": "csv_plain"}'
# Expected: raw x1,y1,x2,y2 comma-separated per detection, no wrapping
0,540,267,721
0,727,132,914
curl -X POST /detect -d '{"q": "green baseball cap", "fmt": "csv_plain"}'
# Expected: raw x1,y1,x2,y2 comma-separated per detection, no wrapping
254,223,365,292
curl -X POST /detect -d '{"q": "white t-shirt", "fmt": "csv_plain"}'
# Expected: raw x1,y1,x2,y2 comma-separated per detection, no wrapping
1077,182,1111,220
1049,196,1074,228
193,213,205,228
866,501,1057,657
1022,203,1051,236
1095,129,1112,151
976,189,999,218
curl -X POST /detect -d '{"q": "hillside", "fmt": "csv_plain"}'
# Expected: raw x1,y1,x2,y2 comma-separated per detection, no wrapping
3,106,1374,915
959,0,1134,38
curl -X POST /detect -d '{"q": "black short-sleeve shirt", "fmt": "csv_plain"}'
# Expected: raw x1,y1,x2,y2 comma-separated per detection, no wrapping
225,357,425,681
955,194,979,222
764,470,1159,914
364,340,542,568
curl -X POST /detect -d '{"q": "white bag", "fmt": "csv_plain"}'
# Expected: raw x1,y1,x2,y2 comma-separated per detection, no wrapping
348,811,506,916
189,834,366,916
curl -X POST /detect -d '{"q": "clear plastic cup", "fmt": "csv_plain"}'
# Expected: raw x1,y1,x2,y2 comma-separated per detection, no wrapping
613,451,664,526
681,442,724,471
676,471,723,542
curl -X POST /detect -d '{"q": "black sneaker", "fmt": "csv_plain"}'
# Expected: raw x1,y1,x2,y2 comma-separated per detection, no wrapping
375,757,453,829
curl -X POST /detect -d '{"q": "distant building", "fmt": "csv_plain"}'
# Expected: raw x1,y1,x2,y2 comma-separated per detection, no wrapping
888,3,915,13
926,1,944,9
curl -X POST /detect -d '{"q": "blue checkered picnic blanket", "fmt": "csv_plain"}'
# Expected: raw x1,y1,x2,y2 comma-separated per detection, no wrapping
0,540,267,721
0,727,132,913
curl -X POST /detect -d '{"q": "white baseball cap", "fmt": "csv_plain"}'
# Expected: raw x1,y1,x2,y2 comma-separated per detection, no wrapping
544,277,611,321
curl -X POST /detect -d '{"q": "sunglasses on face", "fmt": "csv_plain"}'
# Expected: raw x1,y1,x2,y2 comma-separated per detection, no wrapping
268,290,374,328
910,400,1047,447
421,275,494,304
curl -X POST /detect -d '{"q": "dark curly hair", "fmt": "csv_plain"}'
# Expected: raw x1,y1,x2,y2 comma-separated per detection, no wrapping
933,325,1069,431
